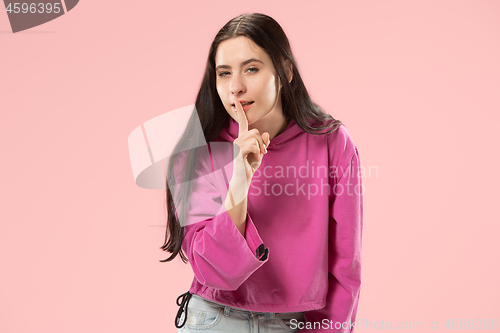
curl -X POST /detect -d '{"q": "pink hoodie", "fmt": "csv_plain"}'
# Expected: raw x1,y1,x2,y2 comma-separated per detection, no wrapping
179,117,363,332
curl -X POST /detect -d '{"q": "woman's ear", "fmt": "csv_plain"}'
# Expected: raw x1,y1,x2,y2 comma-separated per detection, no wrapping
279,60,293,89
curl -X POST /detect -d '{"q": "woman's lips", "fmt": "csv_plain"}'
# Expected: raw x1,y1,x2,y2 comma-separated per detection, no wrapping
232,101,254,112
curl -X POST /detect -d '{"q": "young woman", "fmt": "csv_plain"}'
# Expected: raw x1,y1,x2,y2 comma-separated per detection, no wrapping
160,13,363,333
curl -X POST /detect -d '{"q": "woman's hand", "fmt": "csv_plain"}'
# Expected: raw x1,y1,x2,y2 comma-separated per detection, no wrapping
231,100,270,186
223,100,270,230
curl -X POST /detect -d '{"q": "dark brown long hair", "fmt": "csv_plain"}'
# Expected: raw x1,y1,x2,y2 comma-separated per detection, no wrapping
160,13,342,263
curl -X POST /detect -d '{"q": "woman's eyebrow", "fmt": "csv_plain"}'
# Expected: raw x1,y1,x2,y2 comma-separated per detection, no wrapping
216,58,264,70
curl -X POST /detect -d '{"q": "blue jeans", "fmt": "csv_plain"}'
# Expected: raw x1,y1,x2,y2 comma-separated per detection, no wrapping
177,294,305,332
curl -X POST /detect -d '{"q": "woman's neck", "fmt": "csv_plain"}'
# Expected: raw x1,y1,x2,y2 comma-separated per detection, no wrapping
248,110,289,141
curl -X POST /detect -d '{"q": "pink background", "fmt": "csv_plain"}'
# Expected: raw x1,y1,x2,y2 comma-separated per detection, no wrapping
1,0,499,332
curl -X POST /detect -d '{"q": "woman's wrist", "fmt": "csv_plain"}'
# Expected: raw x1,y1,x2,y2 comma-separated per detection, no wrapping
224,178,249,236
227,177,249,207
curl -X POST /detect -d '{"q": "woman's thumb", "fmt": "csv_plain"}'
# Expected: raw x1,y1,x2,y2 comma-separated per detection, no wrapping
262,132,271,148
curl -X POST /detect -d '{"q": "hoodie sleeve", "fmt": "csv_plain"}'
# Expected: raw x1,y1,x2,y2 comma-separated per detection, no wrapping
302,147,363,332
175,145,269,291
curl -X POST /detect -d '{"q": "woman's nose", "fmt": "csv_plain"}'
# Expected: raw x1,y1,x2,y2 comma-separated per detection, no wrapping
230,76,246,95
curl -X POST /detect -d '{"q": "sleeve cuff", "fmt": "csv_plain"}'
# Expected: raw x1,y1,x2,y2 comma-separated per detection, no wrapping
243,213,269,262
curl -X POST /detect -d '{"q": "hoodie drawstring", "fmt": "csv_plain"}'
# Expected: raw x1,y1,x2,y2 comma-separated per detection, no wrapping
175,291,192,329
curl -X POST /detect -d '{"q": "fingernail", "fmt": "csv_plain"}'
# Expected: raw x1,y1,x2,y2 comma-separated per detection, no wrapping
264,145,267,153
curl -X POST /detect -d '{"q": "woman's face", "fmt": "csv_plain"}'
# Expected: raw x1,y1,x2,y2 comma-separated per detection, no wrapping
215,36,283,126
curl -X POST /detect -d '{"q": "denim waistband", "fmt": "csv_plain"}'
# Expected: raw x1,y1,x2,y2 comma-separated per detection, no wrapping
175,291,306,329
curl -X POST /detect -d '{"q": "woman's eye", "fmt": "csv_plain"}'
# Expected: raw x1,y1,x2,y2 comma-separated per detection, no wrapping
218,68,258,77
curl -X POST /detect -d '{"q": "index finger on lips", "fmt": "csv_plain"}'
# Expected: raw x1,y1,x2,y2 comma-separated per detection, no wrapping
234,100,249,137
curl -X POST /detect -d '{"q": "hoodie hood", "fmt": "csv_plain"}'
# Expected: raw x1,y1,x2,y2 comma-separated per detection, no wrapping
216,117,306,150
